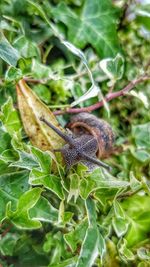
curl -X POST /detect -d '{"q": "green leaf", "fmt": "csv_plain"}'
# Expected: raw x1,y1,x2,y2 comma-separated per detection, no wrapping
29,196,58,223
11,150,39,170
28,147,64,199
0,31,20,66
67,173,80,203
49,257,77,267
130,90,149,109
137,247,150,261
32,84,51,104
136,4,150,30
99,53,124,85
45,231,68,265
113,200,125,219
131,123,150,162
76,199,106,267
80,168,129,199
79,177,95,199
121,195,150,247
118,239,135,262
1,148,18,163
0,97,22,135
94,187,120,207
6,187,43,229
31,58,53,78
5,66,23,83
13,35,40,59
52,0,120,58
76,227,99,267
86,198,97,226
130,171,142,191
112,217,129,238
64,219,88,252
0,0,150,265
29,169,64,200
112,200,129,237
131,148,150,163
31,146,52,173
19,147,64,199
0,128,11,154
132,122,150,149
0,233,19,256
0,170,29,221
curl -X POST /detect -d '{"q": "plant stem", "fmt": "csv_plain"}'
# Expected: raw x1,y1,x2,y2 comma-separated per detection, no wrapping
53,75,150,115
118,187,142,199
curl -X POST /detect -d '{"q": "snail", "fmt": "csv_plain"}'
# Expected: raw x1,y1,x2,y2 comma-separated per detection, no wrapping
40,112,115,172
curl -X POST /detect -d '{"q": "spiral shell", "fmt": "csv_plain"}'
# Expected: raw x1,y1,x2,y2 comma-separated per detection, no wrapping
67,112,115,158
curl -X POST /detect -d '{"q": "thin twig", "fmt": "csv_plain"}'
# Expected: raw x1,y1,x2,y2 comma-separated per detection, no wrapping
23,77,47,84
1,224,13,237
117,187,142,199
53,75,150,115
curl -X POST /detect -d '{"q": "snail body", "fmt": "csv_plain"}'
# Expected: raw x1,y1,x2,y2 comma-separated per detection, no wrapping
40,112,114,172
67,112,114,159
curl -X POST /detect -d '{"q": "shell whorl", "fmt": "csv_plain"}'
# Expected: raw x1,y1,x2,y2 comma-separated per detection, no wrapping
67,112,115,158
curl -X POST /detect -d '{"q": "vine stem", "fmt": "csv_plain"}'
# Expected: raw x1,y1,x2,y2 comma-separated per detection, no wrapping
53,75,150,115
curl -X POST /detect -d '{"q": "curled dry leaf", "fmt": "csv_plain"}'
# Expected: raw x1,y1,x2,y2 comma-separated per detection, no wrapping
16,79,65,151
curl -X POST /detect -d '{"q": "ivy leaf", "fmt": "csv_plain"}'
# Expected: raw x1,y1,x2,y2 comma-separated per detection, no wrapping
64,219,88,252
5,66,23,83
80,169,129,199
52,0,120,58
6,187,43,229
49,257,77,267
29,169,64,200
132,122,150,149
10,150,39,170
29,196,58,223
99,53,124,85
0,170,29,221
113,200,125,219
76,199,106,267
28,147,64,199
31,146,52,173
13,35,40,59
118,239,135,262
0,233,19,256
94,187,120,207
31,58,53,79
67,173,80,203
130,171,141,191
130,147,150,163
0,128,11,154
0,148,18,163
121,195,150,247
112,200,129,237
137,247,150,261
131,122,150,162
136,4,150,30
130,90,149,109
0,97,22,136
0,31,20,66
32,84,51,104
76,227,99,267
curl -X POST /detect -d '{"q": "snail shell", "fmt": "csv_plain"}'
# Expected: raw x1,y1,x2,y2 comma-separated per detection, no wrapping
67,112,115,158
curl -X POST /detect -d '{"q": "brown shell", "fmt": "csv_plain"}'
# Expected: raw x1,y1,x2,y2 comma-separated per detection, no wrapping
67,112,115,158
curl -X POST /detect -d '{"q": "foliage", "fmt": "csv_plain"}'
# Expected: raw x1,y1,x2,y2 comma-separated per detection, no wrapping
0,0,150,266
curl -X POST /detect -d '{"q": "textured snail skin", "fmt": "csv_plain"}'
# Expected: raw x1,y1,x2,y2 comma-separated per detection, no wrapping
40,112,114,172
67,112,115,159
61,134,98,170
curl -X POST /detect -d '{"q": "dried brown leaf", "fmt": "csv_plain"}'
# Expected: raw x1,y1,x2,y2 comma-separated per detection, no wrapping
16,79,65,151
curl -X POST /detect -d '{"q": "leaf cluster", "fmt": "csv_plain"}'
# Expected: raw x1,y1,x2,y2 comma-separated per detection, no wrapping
0,1,150,267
